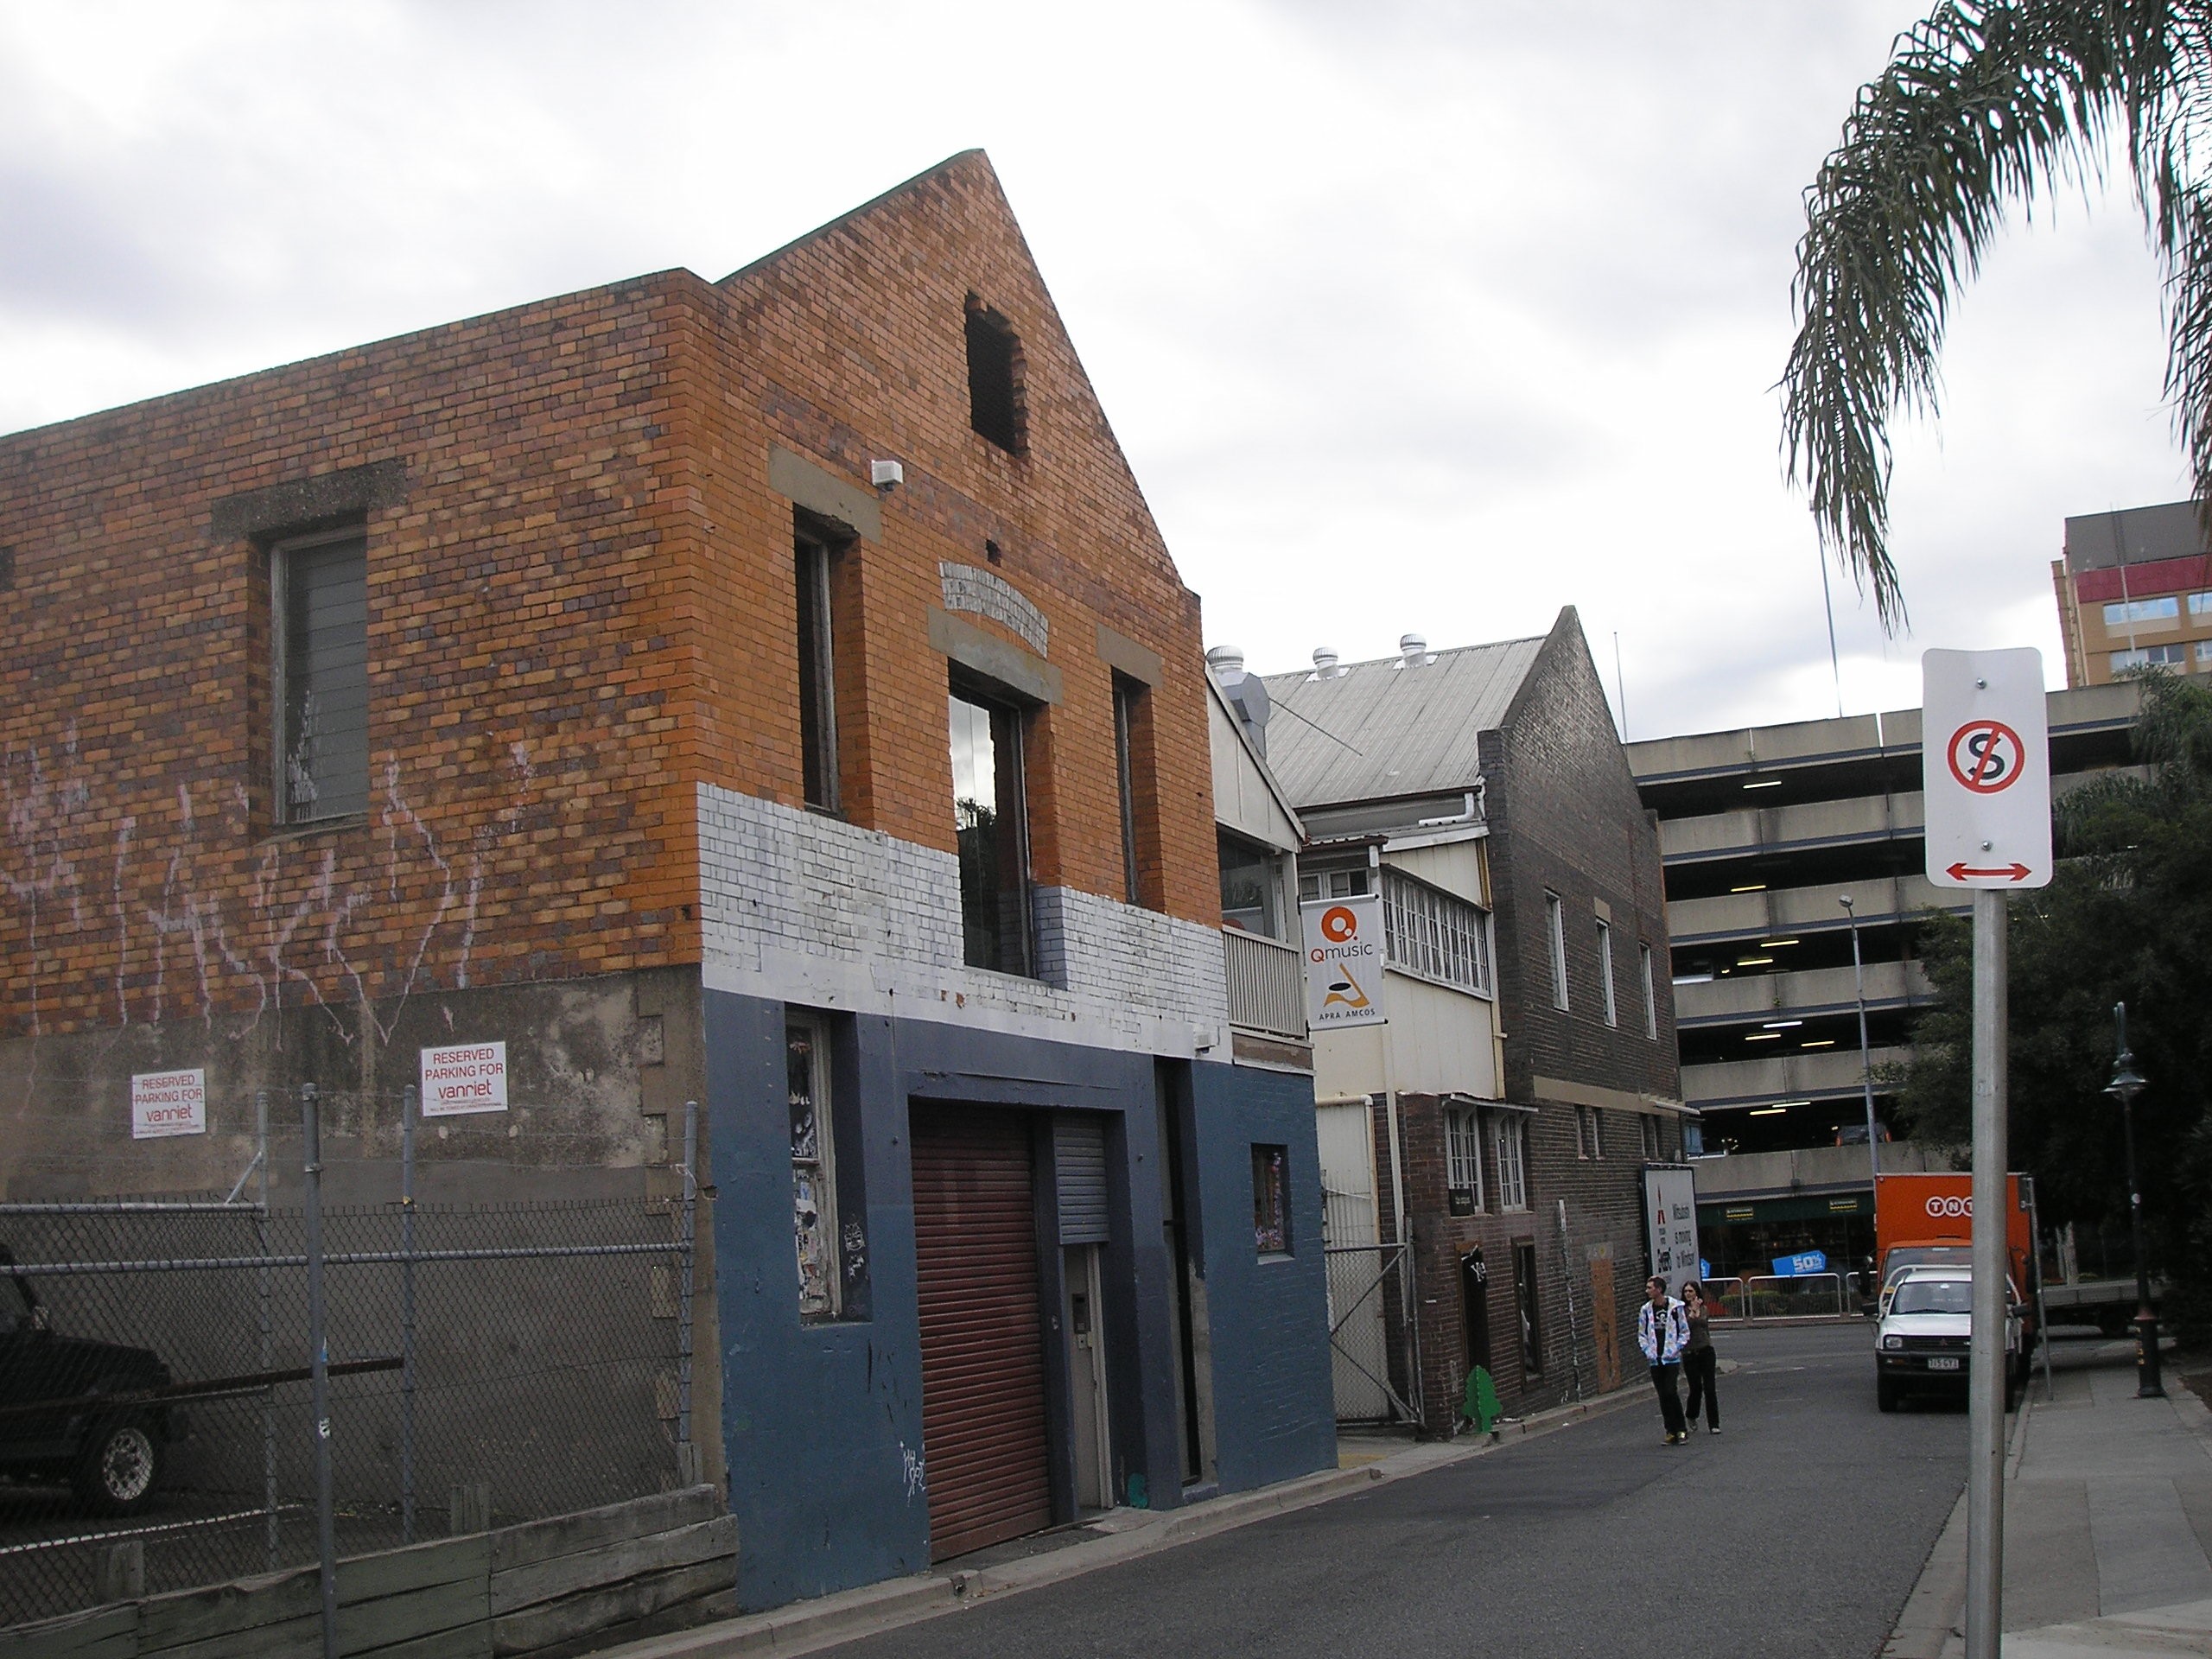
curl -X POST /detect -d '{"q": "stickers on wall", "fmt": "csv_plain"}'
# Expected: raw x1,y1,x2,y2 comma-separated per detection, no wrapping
130,1069,207,1139
419,1041,509,1117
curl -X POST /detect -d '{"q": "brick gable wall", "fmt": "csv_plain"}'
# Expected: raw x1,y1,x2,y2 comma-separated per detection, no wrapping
0,154,1219,1056
0,275,701,1042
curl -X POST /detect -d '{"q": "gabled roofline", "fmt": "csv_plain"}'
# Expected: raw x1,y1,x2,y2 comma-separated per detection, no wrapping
720,149,989,285
1206,670,1306,842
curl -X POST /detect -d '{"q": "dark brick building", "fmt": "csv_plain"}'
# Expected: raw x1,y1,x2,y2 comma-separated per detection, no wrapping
1262,610,1684,1428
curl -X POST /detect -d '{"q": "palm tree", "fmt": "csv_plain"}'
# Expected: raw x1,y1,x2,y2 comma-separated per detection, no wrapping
1783,1,2212,630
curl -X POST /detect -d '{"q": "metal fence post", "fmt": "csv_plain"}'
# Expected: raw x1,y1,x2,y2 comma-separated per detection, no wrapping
676,1100,698,1484
256,1089,277,1570
401,1083,417,1544
300,1083,337,1659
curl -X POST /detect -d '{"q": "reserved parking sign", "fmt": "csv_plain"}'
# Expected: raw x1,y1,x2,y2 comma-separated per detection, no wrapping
130,1068,207,1138
419,1041,509,1117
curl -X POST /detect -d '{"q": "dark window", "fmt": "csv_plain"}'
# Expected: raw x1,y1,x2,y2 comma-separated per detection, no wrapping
795,519,842,813
0,546,15,591
1252,1143,1290,1255
788,1018,841,1319
1114,675,1144,904
950,682,1033,976
275,530,369,823
965,298,1024,453
1641,1114,1663,1160
787,1014,869,1322
1515,1241,1543,1376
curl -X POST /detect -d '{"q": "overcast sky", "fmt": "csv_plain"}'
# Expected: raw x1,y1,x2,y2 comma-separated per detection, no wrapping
1,2,2189,740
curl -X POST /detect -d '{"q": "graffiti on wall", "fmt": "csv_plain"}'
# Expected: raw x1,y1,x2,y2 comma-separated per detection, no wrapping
2,726,563,1099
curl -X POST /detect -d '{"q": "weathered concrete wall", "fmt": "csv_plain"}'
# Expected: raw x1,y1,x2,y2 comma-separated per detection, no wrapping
0,967,703,1204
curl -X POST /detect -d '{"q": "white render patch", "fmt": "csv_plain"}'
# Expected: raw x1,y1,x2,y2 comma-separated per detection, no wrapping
939,563,1049,657
697,785,1228,1057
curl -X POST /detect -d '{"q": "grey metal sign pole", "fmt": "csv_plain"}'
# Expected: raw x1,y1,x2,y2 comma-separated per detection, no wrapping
1965,887,2008,1659
1922,646,2050,1659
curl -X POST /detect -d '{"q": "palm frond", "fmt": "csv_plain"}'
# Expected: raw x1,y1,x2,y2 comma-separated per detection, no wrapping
1783,1,2193,632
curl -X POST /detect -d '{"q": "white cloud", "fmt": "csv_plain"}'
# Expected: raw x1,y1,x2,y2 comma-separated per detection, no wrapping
0,0,2188,737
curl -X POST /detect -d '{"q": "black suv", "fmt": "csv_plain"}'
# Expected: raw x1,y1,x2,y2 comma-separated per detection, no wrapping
0,1250,180,1515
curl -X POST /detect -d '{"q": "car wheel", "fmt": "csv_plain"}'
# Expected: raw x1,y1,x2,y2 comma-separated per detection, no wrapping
73,1416,161,1516
1878,1376,1897,1413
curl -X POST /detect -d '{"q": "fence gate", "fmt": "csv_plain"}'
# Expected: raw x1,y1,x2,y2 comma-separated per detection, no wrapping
1315,1101,1419,1426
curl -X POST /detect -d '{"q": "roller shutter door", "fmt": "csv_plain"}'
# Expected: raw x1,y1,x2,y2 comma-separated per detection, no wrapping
912,1106,1052,1560
1054,1113,1110,1245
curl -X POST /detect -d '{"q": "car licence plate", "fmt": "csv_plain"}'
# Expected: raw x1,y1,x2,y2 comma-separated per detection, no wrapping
1928,1357,1961,1371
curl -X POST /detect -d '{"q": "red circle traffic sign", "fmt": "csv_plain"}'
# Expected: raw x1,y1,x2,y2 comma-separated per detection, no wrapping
1945,720,2024,793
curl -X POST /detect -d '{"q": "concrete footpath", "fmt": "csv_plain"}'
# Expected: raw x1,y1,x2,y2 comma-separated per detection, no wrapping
1886,1347,2212,1657
590,1380,1658,1659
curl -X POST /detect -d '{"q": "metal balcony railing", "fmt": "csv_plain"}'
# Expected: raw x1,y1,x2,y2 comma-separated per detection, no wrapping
1225,927,1306,1041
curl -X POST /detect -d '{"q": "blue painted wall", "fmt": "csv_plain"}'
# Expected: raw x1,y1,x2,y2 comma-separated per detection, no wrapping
1188,1060,1339,1491
706,988,1334,1611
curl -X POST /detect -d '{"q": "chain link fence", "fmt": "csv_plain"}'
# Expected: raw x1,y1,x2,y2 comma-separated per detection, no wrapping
0,1090,697,1631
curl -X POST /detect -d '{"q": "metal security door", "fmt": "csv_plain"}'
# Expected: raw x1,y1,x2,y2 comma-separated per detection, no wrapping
911,1107,1052,1560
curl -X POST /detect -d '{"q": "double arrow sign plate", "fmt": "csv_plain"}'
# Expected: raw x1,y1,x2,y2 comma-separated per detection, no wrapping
1923,647,2053,890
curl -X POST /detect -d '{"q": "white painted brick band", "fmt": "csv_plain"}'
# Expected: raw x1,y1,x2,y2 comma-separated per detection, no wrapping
697,785,1229,1057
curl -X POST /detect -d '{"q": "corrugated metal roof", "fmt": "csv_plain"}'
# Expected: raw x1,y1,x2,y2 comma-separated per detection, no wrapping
1259,635,1546,808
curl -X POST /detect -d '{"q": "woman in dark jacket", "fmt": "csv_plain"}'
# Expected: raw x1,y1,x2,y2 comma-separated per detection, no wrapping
1681,1281,1720,1433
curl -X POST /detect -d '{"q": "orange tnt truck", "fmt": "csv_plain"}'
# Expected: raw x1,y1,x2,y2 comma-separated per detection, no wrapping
1873,1172,2037,1338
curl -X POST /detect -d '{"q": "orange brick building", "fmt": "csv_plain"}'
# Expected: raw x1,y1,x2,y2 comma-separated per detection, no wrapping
0,153,1332,1606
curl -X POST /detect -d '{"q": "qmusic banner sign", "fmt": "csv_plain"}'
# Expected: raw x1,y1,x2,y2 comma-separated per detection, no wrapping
419,1041,509,1117
1301,893,1387,1030
130,1069,207,1139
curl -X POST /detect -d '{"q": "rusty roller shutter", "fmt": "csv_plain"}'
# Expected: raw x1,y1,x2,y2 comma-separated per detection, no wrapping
911,1106,1052,1560
1054,1113,1110,1245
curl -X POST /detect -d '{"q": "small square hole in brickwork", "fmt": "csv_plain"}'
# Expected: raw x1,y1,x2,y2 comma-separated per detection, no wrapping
0,547,14,590
985,539,1002,565
965,296,1024,454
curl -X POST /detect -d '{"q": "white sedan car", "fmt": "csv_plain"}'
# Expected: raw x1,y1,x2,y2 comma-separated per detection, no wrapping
1875,1266,2021,1414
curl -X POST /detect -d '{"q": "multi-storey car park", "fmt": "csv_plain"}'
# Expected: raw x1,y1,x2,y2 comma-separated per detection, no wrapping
1624,683,2137,1278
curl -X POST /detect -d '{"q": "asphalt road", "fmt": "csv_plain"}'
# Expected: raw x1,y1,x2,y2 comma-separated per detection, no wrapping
824,1322,1967,1659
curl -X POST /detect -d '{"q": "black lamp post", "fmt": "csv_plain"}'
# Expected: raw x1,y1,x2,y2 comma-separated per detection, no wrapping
2102,1002,2164,1399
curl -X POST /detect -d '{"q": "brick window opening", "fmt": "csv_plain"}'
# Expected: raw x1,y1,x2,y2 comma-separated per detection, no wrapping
1640,943,1659,1040
950,677,1034,977
1575,1104,1604,1160
1446,1105,1485,1212
1113,673,1162,908
1252,1143,1291,1256
273,527,369,823
1494,1114,1529,1211
0,546,15,591
795,515,845,815
1597,918,1618,1026
965,296,1025,454
1545,893,1570,1011
1641,1114,1663,1160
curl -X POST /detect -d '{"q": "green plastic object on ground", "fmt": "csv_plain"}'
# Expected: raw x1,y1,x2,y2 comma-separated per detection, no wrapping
1462,1364,1500,1434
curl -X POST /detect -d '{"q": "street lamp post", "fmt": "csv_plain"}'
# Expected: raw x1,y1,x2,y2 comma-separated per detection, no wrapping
2103,1002,2165,1400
